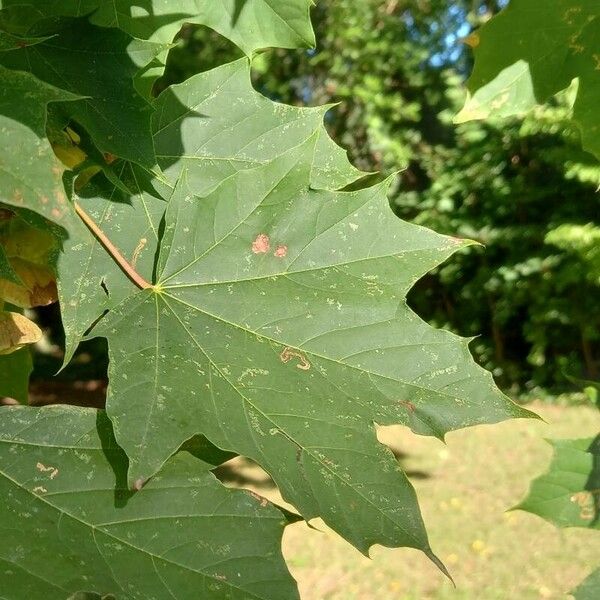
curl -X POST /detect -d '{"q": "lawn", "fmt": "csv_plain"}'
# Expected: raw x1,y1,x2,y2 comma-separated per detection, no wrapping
219,403,600,599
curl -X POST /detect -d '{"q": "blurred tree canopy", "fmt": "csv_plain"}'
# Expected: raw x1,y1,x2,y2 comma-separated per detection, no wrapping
125,0,600,395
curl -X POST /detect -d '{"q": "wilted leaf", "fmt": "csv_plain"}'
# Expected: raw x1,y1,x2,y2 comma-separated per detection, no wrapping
0,217,58,307
0,406,299,599
87,137,531,567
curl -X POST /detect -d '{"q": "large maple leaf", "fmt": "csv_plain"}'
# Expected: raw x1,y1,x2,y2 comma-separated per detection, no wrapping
84,136,532,566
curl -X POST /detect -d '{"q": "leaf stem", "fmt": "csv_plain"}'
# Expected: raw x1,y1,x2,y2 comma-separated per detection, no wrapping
73,201,152,290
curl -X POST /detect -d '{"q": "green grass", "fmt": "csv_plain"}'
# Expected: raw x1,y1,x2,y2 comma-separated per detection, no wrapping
222,403,600,599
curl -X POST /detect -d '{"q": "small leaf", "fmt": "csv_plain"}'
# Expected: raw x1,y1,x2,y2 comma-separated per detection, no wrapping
517,436,600,529
0,406,299,599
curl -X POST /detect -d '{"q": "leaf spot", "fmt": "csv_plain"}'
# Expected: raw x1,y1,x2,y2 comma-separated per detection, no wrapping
32,486,48,494
280,347,311,370
274,244,288,258
252,234,270,254
248,490,269,507
36,462,59,479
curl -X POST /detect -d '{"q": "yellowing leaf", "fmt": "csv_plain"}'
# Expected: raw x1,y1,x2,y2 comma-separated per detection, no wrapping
0,258,57,308
0,311,42,355
0,218,58,308
51,140,87,169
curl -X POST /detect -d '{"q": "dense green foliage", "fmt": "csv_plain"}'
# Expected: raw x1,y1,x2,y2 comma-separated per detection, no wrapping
164,0,600,394
0,0,598,597
0,1,538,597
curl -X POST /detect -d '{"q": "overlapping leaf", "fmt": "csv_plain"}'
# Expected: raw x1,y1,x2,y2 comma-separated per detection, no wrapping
0,0,315,54
0,20,167,168
0,405,298,599
58,58,363,364
81,136,533,567
517,436,600,529
0,65,78,231
456,0,600,160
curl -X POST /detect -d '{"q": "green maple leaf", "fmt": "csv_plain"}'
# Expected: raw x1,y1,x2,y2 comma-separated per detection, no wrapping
517,436,600,529
456,0,600,160
0,347,31,402
0,406,298,599
58,59,363,364
0,0,316,54
153,59,364,195
0,64,79,230
0,19,167,168
84,137,532,567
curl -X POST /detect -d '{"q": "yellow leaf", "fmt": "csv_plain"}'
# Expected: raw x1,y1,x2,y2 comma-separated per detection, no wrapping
0,258,57,308
0,311,42,355
51,141,87,169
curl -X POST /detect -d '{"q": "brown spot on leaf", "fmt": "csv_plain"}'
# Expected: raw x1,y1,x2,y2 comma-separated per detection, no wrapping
132,478,147,491
399,400,416,413
248,490,269,507
462,32,480,48
252,234,270,254
274,244,288,258
280,347,311,371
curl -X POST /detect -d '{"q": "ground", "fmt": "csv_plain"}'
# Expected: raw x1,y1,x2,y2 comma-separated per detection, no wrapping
219,403,600,599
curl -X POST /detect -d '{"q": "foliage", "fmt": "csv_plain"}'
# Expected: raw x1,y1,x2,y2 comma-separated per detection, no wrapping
456,0,600,162
466,2,600,595
167,0,600,392
0,1,532,597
